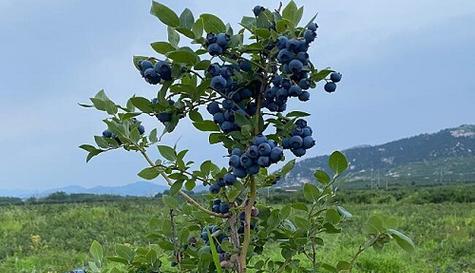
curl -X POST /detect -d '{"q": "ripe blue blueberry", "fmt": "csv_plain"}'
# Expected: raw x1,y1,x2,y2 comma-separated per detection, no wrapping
276,36,288,50
302,126,313,137
220,121,234,133
277,49,294,64
232,167,247,178
239,59,252,72
257,156,271,167
213,112,225,124
157,112,172,122
207,101,221,115
324,82,337,93
211,75,227,90
258,143,272,156
231,148,242,156
208,64,221,76
229,155,241,168
223,173,237,185
303,136,315,149
216,33,229,47
217,178,226,187
246,164,260,175
102,130,113,138
330,72,342,83
213,199,221,205
298,79,310,90
270,147,283,163
143,68,161,84
247,145,259,159
288,59,304,74
222,99,234,110
223,110,234,122
253,5,265,16
209,183,221,194
219,203,230,214
253,134,267,146
206,33,217,44
297,52,309,64
308,23,318,32
272,75,283,86
299,91,310,101
240,154,253,168
304,29,316,43
212,204,220,213
289,85,302,97
139,60,153,70
138,125,145,135
155,61,172,81
282,138,291,149
290,135,303,149
208,43,223,56
295,119,307,128
276,88,288,98
292,148,306,157
286,39,301,52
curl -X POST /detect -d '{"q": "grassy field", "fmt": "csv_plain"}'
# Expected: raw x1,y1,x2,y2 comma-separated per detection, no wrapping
0,187,474,273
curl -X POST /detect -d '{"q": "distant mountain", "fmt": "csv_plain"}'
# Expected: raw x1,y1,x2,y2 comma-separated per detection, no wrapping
0,181,169,198
279,125,475,188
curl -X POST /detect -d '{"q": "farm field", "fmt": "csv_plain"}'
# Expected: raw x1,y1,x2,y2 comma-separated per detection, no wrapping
0,186,474,273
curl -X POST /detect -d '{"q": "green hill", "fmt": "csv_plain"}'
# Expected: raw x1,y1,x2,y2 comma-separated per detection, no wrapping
278,125,475,188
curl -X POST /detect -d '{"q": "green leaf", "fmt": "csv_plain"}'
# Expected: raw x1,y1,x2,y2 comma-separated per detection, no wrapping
179,8,194,29
200,14,226,33
328,151,348,175
388,229,415,252
162,195,179,208
234,111,250,127
189,110,203,122
336,261,351,271
167,27,180,47
192,18,204,38
286,111,310,118
303,183,320,202
314,170,331,184
167,49,199,65
90,240,104,262
149,129,158,143
240,16,256,31
151,41,176,54
193,120,220,132
282,1,298,25
194,60,211,70
157,145,177,161
280,159,295,175
311,69,334,82
326,208,341,224
170,180,183,195
337,206,352,219
138,167,160,180
79,144,98,153
150,1,179,27
130,97,153,113
176,27,195,39
207,231,223,273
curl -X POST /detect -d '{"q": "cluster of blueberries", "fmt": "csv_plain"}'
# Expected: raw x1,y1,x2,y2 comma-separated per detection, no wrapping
206,99,241,134
206,33,231,56
209,135,284,194
282,119,315,157
200,225,230,262
138,60,172,85
211,199,230,214
237,206,259,234
264,75,310,112
324,71,342,93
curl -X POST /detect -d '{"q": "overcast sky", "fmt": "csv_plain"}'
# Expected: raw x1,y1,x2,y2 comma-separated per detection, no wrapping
0,0,474,190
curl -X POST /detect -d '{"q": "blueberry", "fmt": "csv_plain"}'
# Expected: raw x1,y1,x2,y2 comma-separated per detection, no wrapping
143,68,161,84
302,126,313,137
258,143,272,156
216,33,229,47
206,33,217,44
308,23,318,32
289,135,303,149
222,99,234,110
324,82,337,93
213,199,221,205
139,60,153,70
297,40,309,52
211,75,227,90
270,147,283,163
253,134,267,145
282,79,292,89
217,178,226,187
157,112,172,122
220,121,235,132
155,61,172,81
208,64,221,76
212,204,220,213
257,156,270,167
289,85,302,97
231,148,242,156
223,173,237,185
246,164,260,175
207,101,221,115
288,59,304,74
296,52,309,64
304,29,316,43
276,88,288,98
223,110,234,122
291,148,306,157
201,231,208,241
220,66,233,78
138,125,145,135
233,167,247,178
208,43,223,56
151,98,158,105
229,155,241,168
265,87,277,98
299,91,310,101
330,72,342,83
213,112,225,124
286,39,301,52
282,138,291,149
298,79,310,90
276,36,288,50
209,183,221,194
240,154,253,168
303,136,315,149
239,59,252,72
295,119,307,128
292,127,304,136
102,130,113,138
277,49,294,64
247,145,259,159
219,203,230,214
272,75,283,86
253,5,265,16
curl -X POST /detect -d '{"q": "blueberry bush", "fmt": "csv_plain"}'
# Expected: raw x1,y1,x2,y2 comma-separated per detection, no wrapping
80,2,414,272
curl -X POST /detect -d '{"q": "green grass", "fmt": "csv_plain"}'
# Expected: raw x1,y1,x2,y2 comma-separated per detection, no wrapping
0,199,473,273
